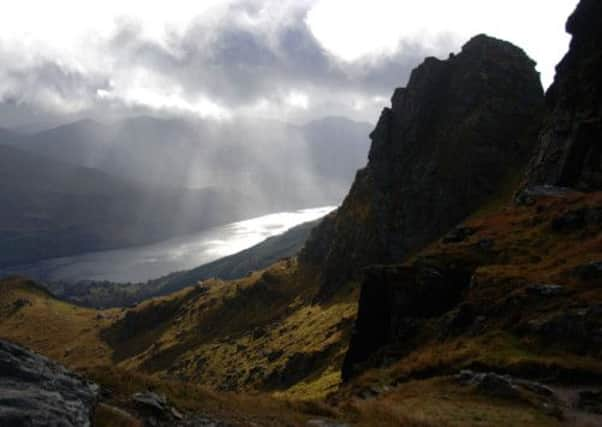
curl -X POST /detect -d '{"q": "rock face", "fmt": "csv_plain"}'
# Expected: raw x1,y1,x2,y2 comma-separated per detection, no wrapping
525,0,602,190
301,34,544,297
0,339,99,426
341,260,474,380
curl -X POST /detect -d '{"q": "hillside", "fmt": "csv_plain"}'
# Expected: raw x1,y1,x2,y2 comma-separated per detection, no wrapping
0,278,332,426
0,144,252,267
337,189,602,423
1,1,601,426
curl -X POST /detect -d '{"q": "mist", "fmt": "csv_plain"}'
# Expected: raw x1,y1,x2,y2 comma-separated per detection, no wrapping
0,114,371,267
4,114,372,207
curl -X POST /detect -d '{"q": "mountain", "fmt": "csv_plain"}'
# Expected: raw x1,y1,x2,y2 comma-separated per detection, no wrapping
7,115,373,209
0,338,99,426
340,0,602,403
0,113,371,267
0,145,253,267
1,30,552,404
2,2,602,425
300,34,544,297
9,118,114,167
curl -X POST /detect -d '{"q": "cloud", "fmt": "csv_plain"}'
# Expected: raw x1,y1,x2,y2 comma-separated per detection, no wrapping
90,0,440,123
2,62,109,113
0,0,578,129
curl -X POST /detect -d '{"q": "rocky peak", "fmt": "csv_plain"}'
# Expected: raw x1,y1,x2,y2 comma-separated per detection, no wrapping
525,0,602,189
301,34,544,297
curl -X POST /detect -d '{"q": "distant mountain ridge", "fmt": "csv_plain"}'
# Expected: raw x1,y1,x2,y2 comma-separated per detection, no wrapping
0,115,372,267
4,115,373,208
0,144,256,267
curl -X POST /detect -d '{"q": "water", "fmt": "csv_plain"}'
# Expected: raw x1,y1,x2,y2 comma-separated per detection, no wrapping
1,206,335,283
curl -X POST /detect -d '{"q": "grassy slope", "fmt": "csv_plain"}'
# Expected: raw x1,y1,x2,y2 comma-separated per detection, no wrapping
0,275,339,426
103,259,358,400
0,276,116,368
331,190,602,425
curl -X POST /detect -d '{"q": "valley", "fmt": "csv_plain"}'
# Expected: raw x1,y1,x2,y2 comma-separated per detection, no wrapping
0,206,334,284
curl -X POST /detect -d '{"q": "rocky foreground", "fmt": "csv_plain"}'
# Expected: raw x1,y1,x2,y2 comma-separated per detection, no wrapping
0,338,346,426
0,339,99,426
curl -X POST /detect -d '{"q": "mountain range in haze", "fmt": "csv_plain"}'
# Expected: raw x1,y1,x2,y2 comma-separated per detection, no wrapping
0,115,371,267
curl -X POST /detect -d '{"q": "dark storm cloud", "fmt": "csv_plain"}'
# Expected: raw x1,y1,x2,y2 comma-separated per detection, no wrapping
106,6,347,104
112,4,437,98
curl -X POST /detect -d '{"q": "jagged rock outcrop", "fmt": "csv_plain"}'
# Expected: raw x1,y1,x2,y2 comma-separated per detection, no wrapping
0,339,99,426
301,34,544,297
525,0,602,189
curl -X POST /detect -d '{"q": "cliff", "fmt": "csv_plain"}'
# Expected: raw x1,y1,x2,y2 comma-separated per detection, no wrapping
338,6,602,421
525,0,602,189
301,34,544,297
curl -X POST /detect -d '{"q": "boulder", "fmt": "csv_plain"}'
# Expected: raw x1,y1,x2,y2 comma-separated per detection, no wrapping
514,185,577,205
475,373,519,399
132,391,169,415
0,339,99,427
456,370,558,403
522,306,602,355
526,284,567,297
130,391,222,427
442,227,477,244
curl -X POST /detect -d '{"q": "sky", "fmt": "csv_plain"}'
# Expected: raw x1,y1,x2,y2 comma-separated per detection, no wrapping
0,0,580,130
